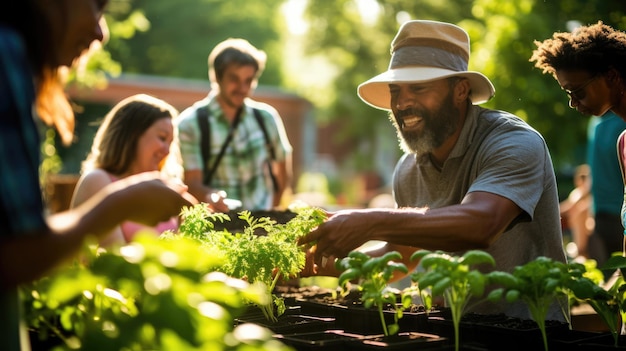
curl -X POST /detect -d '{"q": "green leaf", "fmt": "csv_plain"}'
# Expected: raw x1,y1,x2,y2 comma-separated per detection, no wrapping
388,323,400,336
410,249,433,262
416,272,444,289
487,288,504,301
602,256,626,271
505,289,521,303
432,277,452,297
461,250,496,267
337,268,362,287
487,271,518,287
467,270,486,297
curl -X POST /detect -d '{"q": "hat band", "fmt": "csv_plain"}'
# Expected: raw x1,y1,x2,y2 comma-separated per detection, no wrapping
389,46,468,72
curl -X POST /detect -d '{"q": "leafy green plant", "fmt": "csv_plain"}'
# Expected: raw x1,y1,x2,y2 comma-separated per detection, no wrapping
409,249,495,351
22,233,292,350
176,203,326,322
586,254,626,347
487,256,572,351
334,250,409,336
566,259,621,347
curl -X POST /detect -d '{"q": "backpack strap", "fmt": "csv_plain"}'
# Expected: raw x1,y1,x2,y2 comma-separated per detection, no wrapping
252,108,279,193
197,105,279,193
197,106,243,186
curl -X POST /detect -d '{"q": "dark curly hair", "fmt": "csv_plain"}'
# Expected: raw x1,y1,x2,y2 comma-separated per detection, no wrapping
530,21,626,79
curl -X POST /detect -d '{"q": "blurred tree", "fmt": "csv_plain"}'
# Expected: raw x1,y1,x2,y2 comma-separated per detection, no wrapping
70,0,626,181
106,0,286,85
470,0,626,169
290,0,626,173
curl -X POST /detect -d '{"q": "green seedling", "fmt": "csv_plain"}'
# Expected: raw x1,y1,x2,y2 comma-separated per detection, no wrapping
487,256,573,351
21,234,290,350
410,249,495,351
335,250,409,336
591,255,626,347
177,203,325,322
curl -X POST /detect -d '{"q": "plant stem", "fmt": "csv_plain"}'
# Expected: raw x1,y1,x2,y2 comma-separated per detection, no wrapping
527,301,549,351
378,305,389,336
446,290,462,351
588,300,619,347
261,270,283,323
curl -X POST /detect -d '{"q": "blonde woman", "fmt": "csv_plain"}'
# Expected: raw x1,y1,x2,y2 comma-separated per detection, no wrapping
72,94,186,245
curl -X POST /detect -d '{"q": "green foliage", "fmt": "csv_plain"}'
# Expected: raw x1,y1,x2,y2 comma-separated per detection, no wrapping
410,249,495,351
295,0,626,171
69,1,626,180
22,234,291,350
176,203,326,322
40,129,63,183
106,0,286,84
335,250,409,336
487,256,574,351
594,255,626,347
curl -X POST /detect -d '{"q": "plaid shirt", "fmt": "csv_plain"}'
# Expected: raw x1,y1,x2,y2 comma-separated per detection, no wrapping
177,95,292,210
0,26,46,236
0,25,47,351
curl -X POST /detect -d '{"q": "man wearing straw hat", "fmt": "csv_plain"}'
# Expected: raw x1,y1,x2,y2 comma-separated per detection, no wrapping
300,20,567,320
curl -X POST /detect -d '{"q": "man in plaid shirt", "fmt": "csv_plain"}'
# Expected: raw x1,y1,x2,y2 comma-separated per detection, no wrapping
177,38,292,211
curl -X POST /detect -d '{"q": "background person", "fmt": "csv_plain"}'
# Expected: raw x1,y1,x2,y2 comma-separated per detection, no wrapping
71,94,183,246
177,38,292,212
300,20,567,321
559,164,592,259
0,1,193,349
586,112,626,268
530,21,626,268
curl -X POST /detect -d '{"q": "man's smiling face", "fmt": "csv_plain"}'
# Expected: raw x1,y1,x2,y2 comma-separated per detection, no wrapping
389,79,461,155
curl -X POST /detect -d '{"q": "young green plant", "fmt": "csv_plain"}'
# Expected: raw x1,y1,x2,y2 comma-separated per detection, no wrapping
487,256,572,351
335,251,409,336
585,255,626,347
410,249,495,351
177,203,326,322
22,234,289,351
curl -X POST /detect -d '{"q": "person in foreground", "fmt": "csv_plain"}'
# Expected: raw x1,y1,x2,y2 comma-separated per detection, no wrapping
531,21,626,263
0,1,193,349
71,94,183,247
299,20,567,321
176,38,293,212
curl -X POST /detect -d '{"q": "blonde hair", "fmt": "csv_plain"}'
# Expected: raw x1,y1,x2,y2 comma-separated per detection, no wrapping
36,68,75,145
82,94,179,175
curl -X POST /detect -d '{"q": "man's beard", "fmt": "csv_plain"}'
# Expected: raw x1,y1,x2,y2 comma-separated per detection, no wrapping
390,91,460,156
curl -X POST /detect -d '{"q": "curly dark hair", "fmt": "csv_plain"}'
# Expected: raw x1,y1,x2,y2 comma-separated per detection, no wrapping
530,21,626,79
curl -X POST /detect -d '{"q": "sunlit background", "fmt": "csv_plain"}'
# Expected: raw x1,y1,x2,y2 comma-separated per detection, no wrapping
46,0,626,213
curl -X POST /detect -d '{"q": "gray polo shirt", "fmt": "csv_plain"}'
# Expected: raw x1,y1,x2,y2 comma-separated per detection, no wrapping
393,105,567,321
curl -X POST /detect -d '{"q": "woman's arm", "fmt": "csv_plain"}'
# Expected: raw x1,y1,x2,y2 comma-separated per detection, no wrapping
0,172,192,289
71,169,124,246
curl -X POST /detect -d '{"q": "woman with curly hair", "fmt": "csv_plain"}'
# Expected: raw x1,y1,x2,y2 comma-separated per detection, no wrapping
531,21,626,268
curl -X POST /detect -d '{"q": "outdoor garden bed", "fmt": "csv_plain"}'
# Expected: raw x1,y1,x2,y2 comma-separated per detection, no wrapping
249,285,620,351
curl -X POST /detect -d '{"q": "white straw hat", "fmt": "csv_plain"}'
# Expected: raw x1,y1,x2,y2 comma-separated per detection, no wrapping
357,20,495,110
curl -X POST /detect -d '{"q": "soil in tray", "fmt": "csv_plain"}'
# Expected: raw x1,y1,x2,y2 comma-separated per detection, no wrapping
274,329,367,350
236,314,335,334
355,331,448,350
429,311,569,350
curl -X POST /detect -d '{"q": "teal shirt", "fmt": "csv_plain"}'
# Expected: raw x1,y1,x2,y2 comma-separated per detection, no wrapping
587,112,626,215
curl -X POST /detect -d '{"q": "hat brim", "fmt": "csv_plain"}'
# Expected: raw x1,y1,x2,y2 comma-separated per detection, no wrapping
357,67,495,110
